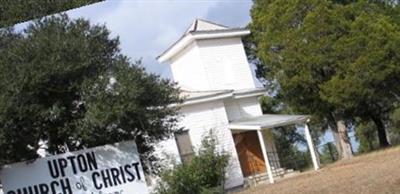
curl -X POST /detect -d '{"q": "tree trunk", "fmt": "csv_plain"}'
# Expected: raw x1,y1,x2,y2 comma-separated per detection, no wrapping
336,119,353,160
327,115,344,159
367,137,374,151
371,116,390,148
331,127,343,159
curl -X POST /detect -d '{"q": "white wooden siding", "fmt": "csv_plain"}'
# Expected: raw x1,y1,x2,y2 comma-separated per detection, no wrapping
169,41,211,90
178,100,244,188
224,96,263,122
169,37,256,91
197,37,256,90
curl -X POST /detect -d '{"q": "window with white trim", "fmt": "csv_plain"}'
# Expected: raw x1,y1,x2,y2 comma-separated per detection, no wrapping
175,131,194,164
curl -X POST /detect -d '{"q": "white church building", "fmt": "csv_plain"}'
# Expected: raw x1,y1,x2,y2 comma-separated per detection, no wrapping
155,19,320,189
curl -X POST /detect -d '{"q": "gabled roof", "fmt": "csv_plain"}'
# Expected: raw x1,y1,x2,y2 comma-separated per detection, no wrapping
157,19,250,63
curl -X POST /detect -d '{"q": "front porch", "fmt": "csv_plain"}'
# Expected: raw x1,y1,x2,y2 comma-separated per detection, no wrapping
229,114,320,184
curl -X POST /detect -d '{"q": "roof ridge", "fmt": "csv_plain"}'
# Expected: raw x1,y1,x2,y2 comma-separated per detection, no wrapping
195,18,229,29
181,89,233,93
193,19,199,32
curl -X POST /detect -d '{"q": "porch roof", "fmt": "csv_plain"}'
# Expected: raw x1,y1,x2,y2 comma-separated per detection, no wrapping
228,114,311,130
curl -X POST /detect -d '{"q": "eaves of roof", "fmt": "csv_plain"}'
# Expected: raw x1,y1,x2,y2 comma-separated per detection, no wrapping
157,28,250,63
178,88,266,107
181,90,233,106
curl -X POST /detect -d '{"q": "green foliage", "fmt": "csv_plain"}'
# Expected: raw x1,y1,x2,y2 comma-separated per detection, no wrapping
249,0,400,150
355,122,379,153
259,96,286,114
319,142,339,164
154,132,229,194
388,107,400,144
389,107,400,131
355,113,400,152
320,1,400,147
0,15,182,167
250,0,338,117
249,1,351,159
0,0,103,27
273,126,311,171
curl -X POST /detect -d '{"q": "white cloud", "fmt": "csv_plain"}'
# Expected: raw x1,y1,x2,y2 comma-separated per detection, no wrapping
66,0,252,77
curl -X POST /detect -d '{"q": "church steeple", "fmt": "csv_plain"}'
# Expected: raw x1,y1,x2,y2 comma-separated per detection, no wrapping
157,19,249,63
157,19,255,91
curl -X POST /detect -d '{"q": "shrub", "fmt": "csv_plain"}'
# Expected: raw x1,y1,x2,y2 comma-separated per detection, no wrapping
154,131,229,194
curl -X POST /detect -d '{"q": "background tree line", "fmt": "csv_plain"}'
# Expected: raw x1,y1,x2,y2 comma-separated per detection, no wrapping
247,0,400,159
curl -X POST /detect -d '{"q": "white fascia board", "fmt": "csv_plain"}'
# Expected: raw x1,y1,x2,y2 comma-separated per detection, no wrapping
181,93,233,106
193,30,250,40
157,30,251,63
233,91,266,99
228,124,261,130
167,93,233,108
157,34,194,63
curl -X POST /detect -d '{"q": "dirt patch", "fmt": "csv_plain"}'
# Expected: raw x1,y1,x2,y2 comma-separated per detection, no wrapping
237,146,400,194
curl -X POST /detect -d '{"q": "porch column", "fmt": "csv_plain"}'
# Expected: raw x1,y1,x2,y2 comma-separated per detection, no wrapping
257,130,274,184
304,123,320,170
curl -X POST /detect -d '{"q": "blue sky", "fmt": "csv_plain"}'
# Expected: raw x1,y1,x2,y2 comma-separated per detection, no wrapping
65,0,253,77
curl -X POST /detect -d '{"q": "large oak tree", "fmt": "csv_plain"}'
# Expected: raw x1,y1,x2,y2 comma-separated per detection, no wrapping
0,15,182,169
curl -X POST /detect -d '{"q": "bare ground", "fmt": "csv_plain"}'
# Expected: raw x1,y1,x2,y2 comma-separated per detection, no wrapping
237,146,400,194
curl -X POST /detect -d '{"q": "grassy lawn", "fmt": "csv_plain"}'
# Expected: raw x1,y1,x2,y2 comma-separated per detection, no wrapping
237,146,400,194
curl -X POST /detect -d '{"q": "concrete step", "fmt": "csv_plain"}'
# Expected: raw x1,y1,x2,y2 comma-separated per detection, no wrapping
282,170,301,178
243,168,298,188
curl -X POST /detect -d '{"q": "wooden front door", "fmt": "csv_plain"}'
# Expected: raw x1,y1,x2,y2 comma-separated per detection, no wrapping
233,131,266,177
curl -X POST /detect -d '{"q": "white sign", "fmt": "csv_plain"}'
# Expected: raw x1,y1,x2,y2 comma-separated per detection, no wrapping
0,141,149,194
